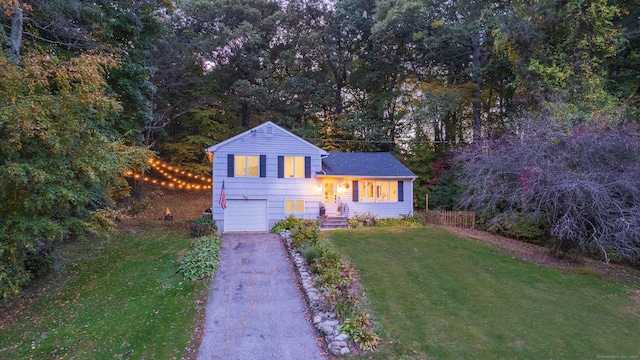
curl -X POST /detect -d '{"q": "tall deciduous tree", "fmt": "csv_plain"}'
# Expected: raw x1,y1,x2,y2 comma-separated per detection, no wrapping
0,52,150,299
511,0,623,120
373,0,514,142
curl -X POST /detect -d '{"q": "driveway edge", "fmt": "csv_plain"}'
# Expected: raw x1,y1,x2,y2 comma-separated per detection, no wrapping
279,231,352,357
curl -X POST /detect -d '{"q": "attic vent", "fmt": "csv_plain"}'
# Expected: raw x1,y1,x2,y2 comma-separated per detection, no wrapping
266,125,273,134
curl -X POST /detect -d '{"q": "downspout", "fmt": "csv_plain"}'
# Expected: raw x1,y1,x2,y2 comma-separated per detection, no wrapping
206,150,215,221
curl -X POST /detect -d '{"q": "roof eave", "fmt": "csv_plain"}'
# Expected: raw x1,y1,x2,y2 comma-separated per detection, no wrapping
317,175,417,180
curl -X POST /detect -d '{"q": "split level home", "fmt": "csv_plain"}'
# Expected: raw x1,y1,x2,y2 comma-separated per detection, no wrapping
205,121,417,233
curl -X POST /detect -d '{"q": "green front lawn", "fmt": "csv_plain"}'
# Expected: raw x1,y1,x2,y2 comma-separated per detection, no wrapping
328,227,640,359
0,221,206,359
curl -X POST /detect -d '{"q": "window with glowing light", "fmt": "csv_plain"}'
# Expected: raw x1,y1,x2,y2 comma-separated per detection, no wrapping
235,155,259,177
284,156,305,178
285,200,305,214
359,181,397,202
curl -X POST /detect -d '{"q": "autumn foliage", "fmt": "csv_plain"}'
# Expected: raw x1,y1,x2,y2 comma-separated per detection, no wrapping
0,52,149,299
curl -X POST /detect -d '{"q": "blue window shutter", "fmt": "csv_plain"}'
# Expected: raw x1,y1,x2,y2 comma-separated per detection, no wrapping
352,181,358,202
398,181,404,202
227,154,234,177
260,155,266,177
304,156,311,178
277,156,284,178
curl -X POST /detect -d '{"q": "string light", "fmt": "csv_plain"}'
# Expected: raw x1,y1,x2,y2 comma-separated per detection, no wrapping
146,159,212,184
124,159,213,191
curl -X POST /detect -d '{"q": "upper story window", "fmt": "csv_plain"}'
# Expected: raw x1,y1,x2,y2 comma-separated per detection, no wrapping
285,156,305,178
227,154,266,178
278,156,311,179
235,155,259,177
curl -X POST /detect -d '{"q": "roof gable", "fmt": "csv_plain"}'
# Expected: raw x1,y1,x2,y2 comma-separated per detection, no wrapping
322,152,417,178
206,121,328,155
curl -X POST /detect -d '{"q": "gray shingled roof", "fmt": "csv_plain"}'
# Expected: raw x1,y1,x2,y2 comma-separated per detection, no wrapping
322,152,417,178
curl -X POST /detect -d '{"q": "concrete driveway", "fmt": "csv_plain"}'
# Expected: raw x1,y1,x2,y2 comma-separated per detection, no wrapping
198,233,326,360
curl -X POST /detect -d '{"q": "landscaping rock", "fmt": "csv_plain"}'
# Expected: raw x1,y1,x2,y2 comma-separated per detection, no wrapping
280,231,352,356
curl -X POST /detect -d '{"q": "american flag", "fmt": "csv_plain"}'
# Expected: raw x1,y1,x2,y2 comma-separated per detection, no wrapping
218,181,227,210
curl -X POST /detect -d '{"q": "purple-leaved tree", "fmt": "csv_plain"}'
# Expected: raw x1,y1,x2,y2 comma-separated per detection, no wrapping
454,119,640,265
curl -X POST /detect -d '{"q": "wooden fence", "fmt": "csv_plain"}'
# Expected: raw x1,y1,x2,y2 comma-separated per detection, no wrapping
425,210,476,229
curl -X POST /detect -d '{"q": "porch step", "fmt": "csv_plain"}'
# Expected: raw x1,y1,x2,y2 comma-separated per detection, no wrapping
319,216,350,229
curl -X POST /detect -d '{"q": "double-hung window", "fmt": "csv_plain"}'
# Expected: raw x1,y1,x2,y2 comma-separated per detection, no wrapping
285,156,305,178
227,154,266,178
278,156,311,178
285,200,305,214
235,155,259,177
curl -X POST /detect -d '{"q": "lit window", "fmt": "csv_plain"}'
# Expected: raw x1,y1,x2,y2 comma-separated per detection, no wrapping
235,155,259,177
285,200,305,214
359,181,397,202
285,156,305,178
390,181,398,202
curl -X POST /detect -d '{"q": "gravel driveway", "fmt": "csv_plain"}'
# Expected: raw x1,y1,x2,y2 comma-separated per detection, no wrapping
198,233,326,360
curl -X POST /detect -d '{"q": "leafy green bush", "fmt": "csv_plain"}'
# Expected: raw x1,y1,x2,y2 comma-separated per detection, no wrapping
24,246,55,278
290,220,320,249
271,215,303,233
487,212,549,245
301,244,321,265
375,216,423,227
1,242,56,300
313,242,341,275
340,312,381,351
178,235,222,280
190,216,217,237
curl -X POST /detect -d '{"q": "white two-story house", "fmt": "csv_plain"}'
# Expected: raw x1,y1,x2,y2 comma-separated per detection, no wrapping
205,121,417,233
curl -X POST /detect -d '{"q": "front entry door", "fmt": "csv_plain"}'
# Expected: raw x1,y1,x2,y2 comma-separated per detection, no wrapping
323,181,337,215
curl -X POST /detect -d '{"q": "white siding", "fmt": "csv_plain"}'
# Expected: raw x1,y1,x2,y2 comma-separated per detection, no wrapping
210,123,325,233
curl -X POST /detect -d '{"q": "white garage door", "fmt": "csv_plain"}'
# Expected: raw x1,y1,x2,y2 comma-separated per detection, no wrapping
224,199,268,232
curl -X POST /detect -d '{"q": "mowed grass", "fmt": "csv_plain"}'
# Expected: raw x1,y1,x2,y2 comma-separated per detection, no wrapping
0,220,206,359
328,227,640,360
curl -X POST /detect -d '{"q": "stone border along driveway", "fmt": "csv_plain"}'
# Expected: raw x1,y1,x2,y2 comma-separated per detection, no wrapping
280,230,352,356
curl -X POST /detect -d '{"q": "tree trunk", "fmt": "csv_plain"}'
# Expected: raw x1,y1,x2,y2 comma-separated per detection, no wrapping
9,9,23,63
240,102,250,128
471,38,483,141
